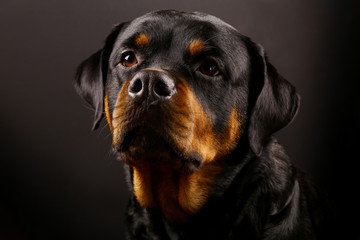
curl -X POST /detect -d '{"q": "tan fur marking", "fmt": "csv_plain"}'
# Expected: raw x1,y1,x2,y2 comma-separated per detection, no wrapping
151,165,188,222
104,91,113,133
189,40,206,56
221,108,242,154
112,79,131,148
172,82,242,163
135,33,150,48
178,162,223,214
133,163,156,208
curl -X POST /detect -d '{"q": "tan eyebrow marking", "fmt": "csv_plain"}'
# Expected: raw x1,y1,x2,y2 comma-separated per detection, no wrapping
134,33,151,48
189,40,206,56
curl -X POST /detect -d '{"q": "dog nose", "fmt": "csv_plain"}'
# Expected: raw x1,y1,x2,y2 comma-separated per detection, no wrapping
128,70,176,105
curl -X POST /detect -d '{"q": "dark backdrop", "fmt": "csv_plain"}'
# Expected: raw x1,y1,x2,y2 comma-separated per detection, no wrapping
1,0,359,239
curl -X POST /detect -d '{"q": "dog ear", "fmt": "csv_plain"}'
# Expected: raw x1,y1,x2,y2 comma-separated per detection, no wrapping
248,44,300,156
74,23,127,130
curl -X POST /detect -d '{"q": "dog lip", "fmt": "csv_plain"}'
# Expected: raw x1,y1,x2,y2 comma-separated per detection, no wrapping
113,124,203,173
115,126,171,153
114,126,185,166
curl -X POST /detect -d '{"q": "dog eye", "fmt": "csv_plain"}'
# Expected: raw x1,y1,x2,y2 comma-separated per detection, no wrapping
199,59,220,76
120,51,138,67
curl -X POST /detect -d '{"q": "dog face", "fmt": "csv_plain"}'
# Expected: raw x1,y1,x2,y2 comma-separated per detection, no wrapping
75,10,299,221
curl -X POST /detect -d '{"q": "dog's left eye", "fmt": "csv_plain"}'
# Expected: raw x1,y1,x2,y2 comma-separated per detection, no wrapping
199,59,220,77
120,51,138,67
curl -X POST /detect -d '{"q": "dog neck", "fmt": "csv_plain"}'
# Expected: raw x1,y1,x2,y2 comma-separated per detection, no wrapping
131,159,224,222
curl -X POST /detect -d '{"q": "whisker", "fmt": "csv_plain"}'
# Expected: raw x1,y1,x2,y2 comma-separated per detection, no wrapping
99,121,111,135
203,34,220,44
82,103,96,112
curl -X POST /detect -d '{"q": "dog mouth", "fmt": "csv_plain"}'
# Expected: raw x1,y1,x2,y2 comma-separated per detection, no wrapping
114,126,180,168
113,125,201,173
120,126,174,158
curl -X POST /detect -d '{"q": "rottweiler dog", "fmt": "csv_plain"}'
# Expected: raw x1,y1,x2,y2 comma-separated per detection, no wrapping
74,10,323,240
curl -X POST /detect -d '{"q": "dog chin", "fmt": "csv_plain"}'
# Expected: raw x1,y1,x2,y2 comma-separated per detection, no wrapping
114,127,179,166
114,127,201,173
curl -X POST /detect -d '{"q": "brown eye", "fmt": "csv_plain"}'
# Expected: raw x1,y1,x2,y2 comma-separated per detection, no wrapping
199,59,220,76
121,51,137,67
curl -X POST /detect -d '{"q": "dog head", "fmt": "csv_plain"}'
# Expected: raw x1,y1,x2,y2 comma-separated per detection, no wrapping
74,10,299,221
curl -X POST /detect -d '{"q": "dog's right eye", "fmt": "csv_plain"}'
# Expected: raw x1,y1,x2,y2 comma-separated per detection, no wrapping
199,59,220,77
120,51,138,67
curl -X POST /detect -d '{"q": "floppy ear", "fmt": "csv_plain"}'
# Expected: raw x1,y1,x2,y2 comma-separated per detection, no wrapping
248,44,300,156
74,23,127,130
75,50,104,130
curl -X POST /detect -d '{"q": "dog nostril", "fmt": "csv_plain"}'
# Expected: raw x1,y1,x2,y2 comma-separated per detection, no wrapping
154,80,172,97
128,72,176,104
129,79,143,94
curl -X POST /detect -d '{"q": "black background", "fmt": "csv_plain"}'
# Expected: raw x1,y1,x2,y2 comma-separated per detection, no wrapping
1,0,359,239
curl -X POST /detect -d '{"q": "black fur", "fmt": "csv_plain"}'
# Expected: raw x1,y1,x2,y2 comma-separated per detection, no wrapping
74,10,324,239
